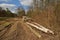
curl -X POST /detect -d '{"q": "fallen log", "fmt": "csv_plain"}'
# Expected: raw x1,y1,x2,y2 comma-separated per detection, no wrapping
26,22,54,35
24,23,41,38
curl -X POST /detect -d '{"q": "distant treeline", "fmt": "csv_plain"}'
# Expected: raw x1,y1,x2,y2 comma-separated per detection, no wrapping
0,7,17,17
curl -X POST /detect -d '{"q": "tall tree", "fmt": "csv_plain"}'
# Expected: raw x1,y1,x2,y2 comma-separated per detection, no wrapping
17,7,25,18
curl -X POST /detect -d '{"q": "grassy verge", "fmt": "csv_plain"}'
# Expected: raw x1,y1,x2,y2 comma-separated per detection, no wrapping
0,17,8,21
0,22,11,30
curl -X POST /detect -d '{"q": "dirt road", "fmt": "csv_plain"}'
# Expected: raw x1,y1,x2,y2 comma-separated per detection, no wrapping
0,18,60,40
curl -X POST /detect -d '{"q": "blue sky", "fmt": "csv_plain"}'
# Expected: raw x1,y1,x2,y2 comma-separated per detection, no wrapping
0,0,33,13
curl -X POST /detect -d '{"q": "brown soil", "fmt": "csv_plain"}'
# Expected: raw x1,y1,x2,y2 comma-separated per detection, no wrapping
0,17,60,40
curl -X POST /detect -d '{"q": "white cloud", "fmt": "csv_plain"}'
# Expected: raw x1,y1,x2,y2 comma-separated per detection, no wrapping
0,3,16,7
0,0,11,2
11,8,17,13
19,0,33,6
0,3,16,13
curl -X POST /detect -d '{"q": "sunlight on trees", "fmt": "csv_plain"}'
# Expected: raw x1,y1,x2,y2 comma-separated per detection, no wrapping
27,0,60,27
